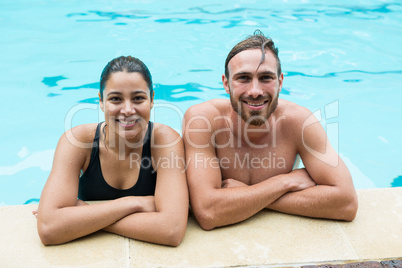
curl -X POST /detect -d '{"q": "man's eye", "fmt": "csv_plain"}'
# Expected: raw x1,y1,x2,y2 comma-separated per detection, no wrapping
237,76,250,81
261,76,273,81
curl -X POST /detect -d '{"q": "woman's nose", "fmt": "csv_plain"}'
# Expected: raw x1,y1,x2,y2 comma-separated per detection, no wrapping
121,101,136,115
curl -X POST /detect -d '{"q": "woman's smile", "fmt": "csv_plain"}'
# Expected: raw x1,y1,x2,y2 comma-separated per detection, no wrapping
116,118,141,128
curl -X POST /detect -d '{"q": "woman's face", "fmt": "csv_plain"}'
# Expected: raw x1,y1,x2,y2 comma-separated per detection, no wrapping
99,71,153,143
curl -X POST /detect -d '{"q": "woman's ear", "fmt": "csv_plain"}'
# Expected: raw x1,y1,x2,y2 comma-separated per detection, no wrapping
99,92,104,111
150,91,155,109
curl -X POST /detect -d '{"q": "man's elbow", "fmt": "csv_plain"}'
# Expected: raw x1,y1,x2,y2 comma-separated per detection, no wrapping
193,209,217,231
340,194,358,222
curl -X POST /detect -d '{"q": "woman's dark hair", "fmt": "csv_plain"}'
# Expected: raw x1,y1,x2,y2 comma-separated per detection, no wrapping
99,56,153,100
224,30,281,78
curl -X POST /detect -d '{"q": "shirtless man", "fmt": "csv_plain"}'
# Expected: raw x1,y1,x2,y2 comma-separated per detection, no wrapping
183,31,358,230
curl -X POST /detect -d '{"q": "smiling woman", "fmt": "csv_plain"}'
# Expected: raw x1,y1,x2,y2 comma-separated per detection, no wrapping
35,56,189,246
100,70,152,143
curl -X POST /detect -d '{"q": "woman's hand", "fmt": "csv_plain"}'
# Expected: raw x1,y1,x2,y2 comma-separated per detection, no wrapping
76,199,89,206
136,196,156,212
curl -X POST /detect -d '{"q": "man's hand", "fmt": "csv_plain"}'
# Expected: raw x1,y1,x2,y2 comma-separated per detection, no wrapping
221,178,248,188
222,169,316,192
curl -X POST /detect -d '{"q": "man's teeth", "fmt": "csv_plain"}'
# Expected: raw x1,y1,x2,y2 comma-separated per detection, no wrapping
246,102,265,106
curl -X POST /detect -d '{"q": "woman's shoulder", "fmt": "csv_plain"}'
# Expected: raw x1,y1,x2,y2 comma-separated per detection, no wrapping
52,123,101,171
62,123,101,148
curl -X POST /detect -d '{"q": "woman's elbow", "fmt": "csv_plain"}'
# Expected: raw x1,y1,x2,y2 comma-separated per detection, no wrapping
37,222,58,246
165,231,184,247
37,219,69,246
163,220,187,247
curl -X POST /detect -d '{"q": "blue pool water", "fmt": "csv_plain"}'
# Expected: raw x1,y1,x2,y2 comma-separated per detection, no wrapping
1,0,401,205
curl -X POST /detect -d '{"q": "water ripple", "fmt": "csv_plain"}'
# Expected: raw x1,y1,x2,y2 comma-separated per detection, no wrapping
285,70,402,78
391,176,402,187
65,3,402,25
44,78,221,103
42,76,67,87
153,82,221,102
24,198,40,205
62,82,100,90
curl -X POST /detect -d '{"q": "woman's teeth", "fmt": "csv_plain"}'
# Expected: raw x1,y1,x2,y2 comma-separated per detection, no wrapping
119,120,135,124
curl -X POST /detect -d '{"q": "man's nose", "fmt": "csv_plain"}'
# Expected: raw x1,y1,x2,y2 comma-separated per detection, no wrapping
247,79,263,98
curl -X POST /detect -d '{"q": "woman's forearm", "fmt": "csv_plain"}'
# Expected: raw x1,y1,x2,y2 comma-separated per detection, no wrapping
37,196,152,245
103,208,188,247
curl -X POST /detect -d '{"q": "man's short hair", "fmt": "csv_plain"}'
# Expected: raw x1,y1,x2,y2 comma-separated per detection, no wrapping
224,30,281,79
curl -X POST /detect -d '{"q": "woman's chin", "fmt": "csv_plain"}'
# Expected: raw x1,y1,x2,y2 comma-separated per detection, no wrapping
118,131,143,146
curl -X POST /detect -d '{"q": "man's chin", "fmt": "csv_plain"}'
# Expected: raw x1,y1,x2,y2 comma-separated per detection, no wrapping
242,109,270,126
247,118,267,126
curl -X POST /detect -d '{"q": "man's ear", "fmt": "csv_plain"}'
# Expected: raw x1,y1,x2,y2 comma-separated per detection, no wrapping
99,92,104,111
278,73,284,92
222,74,230,94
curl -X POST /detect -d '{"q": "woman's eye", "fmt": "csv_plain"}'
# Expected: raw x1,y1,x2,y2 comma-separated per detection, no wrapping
109,97,121,101
133,96,145,101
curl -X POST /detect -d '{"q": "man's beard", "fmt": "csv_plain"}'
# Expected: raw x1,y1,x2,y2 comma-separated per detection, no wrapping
230,90,279,126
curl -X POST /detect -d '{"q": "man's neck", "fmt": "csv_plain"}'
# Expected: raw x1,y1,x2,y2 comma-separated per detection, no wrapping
230,111,276,147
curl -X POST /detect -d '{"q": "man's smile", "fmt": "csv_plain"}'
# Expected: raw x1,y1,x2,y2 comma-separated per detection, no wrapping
242,99,269,110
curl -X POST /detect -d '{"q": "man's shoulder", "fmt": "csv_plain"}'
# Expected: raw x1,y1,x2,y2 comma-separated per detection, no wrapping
183,99,231,140
277,99,312,120
184,99,230,119
274,99,315,135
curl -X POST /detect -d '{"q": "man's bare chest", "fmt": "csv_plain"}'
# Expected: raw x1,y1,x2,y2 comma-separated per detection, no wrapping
216,145,297,185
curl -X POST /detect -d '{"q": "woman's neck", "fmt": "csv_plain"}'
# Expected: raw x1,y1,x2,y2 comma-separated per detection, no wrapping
101,123,147,158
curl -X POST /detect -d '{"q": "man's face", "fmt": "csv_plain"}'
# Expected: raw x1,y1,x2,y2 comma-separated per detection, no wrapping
223,49,283,126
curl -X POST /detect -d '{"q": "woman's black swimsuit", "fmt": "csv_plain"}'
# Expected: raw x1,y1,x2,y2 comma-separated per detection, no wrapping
78,122,157,201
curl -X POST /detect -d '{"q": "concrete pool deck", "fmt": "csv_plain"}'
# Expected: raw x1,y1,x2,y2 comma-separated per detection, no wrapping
0,188,401,267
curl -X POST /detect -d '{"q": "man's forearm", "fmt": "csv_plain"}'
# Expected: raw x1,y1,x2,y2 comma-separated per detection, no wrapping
266,185,358,221
193,175,295,230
